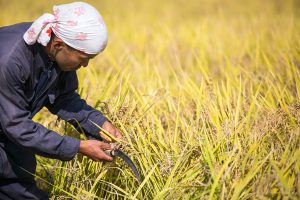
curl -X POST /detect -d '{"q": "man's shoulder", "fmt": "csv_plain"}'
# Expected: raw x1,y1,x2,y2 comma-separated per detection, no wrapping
0,22,32,34
0,22,32,42
0,22,32,49
0,23,33,61
0,23,34,79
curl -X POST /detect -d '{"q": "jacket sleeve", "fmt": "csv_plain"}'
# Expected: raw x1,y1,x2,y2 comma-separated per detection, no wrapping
46,71,107,138
0,59,80,161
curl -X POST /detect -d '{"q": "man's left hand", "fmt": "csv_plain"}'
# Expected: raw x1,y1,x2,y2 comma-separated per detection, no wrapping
100,120,122,142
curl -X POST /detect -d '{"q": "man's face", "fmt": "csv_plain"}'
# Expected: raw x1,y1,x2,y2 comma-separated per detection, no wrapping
51,39,97,71
55,45,97,71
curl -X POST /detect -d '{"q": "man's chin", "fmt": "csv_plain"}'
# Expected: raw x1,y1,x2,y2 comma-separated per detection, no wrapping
58,66,79,71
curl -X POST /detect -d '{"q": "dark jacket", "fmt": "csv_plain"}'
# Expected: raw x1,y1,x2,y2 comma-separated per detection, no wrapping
0,22,107,181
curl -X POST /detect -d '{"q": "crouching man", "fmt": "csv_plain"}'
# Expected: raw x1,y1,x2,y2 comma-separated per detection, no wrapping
0,2,121,199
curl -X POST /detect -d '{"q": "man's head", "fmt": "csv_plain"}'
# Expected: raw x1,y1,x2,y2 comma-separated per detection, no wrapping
23,2,108,71
46,34,97,71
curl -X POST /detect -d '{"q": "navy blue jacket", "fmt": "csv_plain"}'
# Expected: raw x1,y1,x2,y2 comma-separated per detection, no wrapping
0,22,107,180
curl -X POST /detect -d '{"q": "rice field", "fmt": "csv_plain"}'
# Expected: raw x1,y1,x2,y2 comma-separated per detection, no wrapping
1,0,300,199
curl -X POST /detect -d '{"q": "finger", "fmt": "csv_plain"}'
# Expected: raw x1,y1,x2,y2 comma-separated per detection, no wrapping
115,143,122,149
98,141,113,150
101,153,113,161
115,130,122,139
110,143,117,149
109,129,122,140
99,131,113,142
99,149,114,161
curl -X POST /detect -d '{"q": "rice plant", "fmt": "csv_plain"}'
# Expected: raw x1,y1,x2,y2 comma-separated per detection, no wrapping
1,0,299,199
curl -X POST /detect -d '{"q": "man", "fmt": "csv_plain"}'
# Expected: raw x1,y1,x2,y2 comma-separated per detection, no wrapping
0,2,121,199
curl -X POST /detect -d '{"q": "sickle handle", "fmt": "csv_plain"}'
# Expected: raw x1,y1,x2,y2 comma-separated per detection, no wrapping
104,149,116,157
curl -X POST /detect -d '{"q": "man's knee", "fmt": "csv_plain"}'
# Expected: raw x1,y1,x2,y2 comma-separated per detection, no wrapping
0,180,48,200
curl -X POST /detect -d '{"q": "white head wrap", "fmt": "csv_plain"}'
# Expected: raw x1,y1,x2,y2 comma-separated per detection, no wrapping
23,2,108,54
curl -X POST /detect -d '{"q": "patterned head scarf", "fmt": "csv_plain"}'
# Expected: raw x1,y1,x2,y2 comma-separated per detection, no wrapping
23,2,108,54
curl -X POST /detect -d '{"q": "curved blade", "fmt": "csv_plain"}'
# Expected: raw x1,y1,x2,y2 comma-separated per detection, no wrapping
108,149,142,183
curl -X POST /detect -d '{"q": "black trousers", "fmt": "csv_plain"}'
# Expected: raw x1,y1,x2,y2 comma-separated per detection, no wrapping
0,136,48,200
0,180,48,200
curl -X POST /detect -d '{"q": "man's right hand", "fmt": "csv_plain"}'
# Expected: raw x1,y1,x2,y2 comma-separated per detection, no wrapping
79,140,113,161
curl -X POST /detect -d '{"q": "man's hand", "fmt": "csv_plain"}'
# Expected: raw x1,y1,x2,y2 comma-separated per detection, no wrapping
79,121,122,162
100,121,122,142
79,140,113,161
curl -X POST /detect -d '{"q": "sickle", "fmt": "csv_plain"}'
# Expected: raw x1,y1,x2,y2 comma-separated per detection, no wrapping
105,149,142,183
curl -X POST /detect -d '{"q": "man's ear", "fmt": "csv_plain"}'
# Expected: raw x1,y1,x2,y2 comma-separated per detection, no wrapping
52,37,65,51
